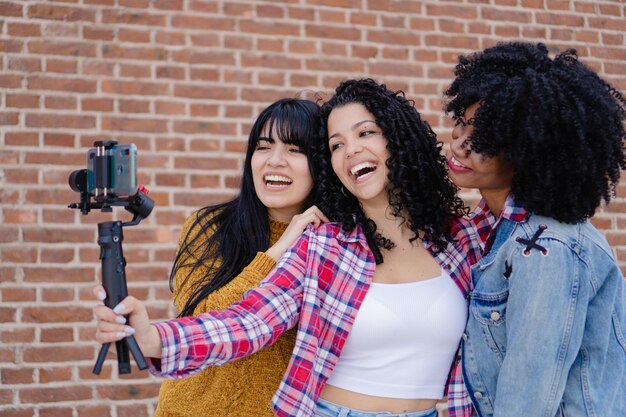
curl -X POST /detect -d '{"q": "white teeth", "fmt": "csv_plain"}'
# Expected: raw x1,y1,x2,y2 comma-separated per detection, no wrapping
264,175,292,184
450,157,465,168
350,162,376,176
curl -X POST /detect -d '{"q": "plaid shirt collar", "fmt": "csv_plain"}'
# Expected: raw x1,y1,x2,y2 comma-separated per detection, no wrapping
483,194,527,254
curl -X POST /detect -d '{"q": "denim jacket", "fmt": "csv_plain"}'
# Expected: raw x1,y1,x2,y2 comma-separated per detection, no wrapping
462,196,626,417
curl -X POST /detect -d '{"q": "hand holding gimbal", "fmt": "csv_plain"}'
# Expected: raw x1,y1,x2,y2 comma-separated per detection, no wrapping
69,140,154,375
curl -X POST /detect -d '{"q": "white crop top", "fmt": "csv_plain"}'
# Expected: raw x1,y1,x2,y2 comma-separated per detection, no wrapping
325,269,468,399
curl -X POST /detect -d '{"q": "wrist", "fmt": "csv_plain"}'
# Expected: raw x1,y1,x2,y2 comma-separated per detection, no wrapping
265,245,283,262
142,324,163,358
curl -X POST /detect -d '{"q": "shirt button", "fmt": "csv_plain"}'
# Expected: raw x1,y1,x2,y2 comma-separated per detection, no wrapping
462,332,468,341
490,311,501,321
474,392,483,399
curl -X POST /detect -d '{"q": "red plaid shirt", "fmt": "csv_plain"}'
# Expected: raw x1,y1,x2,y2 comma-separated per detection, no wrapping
151,202,495,417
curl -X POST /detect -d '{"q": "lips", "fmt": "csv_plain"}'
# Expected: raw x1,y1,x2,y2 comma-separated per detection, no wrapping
447,156,472,173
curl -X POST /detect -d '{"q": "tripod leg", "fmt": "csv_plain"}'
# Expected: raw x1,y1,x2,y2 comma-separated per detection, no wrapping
125,334,148,370
115,339,132,374
93,342,111,375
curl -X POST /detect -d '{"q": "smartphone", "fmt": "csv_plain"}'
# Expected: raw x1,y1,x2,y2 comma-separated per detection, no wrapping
87,143,137,197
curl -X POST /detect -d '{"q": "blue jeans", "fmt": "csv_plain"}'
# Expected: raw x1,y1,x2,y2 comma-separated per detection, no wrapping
315,398,438,417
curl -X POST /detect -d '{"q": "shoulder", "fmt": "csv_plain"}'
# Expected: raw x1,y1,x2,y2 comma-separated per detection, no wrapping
308,222,368,246
502,215,582,262
180,207,224,240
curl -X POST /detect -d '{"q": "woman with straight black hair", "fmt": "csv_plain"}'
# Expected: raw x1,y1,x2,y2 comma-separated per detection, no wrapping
150,97,327,416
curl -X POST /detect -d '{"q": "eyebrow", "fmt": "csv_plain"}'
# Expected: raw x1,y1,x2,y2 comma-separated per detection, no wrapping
328,119,377,140
258,136,274,143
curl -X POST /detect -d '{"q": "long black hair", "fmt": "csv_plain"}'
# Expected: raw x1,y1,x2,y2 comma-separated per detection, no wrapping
171,98,320,317
311,79,467,264
444,42,626,223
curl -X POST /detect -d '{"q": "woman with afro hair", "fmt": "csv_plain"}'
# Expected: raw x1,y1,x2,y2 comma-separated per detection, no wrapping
93,79,494,417
445,42,626,416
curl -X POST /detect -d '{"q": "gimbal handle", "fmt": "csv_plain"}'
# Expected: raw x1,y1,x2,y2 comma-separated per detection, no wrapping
92,221,148,375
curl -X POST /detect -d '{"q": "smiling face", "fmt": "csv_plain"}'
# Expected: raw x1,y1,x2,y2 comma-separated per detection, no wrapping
327,103,390,209
250,122,314,222
447,102,514,209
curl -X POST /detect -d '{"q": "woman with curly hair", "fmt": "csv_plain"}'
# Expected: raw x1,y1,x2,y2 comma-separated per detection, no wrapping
93,79,493,417
445,42,626,416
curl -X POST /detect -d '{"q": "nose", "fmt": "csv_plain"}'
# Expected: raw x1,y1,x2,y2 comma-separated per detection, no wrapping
344,138,363,158
266,146,287,167
451,123,462,141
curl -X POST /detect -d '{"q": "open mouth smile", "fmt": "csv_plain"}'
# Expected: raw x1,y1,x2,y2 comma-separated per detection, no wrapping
264,174,293,189
350,162,377,180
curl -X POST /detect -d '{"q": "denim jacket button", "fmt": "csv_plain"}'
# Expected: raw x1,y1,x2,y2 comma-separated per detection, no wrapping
490,311,501,321
474,392,483,399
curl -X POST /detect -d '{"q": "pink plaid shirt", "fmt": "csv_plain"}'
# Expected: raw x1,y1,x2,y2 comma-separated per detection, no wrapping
151,203,494,417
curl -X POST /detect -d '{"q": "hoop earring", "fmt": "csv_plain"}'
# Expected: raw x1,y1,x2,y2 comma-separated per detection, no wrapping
341,186,349,197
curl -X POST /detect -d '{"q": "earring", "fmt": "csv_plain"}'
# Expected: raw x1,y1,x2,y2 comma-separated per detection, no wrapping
341,186,349,197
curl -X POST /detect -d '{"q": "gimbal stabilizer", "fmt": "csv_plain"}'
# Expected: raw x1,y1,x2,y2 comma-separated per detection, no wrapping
69,141,154,375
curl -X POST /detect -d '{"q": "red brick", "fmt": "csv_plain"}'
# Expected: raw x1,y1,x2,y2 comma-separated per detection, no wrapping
40,328,74,343
101,80,168,96
119,61,153,77
28,4,95,21
19,386,92,403
102,10,165,26
28,40,96,57
1,368,34,384
154,0,183,10
1,248,37,263
82,98,114,112
289,7,315,21
0,2,24,17
28,76,96,93
0,328,35,343
305,23,360,40
8,22,40,37
23,266,94,284
426,4,478,19
0,307,17,323
188,33,220,47
5,132,38,146
22,306,93,324
6,94,39,108
96,383,161,401
117,404,150,417
118,28,150,43
0,38,23,53
0,407,33,417
83,26,113,41
76,405,111,417
44,96,77,110
155,100,185,115
156,65,185,79
39,407,74,417
41,209,75,225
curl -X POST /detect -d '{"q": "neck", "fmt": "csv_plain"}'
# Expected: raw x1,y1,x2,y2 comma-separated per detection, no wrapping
267,207,298,223
480,187,511,217
362,204,414,244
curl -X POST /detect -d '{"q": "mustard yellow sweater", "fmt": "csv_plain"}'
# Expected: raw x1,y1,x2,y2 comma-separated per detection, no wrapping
155,213,296,417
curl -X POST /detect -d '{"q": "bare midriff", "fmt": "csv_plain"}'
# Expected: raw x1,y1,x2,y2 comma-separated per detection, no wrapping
319,385,438,414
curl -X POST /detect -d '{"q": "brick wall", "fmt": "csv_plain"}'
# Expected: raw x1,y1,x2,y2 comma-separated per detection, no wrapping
0,1,624,416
